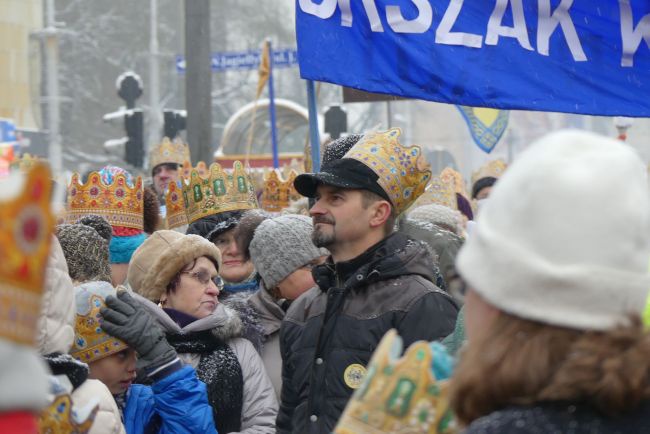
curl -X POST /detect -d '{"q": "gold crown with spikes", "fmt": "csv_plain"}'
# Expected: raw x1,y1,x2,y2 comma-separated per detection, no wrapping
149,136,191,171
335,330,456,434
411,175,459,211
183,161,259,224
471,159,508,186
66,171,144,230
71,294,129,363
10,153,40,173
0,163,54,345
260,169,301,213
182,160,208,180
164,179,188,229
440,167,469,200
39,392,98,434
344,128,431,215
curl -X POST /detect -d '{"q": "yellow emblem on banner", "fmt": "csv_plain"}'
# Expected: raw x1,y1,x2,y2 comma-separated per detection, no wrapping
344,363,367,389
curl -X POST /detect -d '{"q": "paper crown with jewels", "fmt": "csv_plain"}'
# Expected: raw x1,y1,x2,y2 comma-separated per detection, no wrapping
71,292,128,363
0,163,54,345
440,167,469,200
183,160,259,224
260,169,301,213
39,391,98,434
412,175,459,211
334,330,456,434
181,160,208,179
344,128,431,215
164,179,188,229
10,153,40,173
149,136,191,171
471,159,508,186
66,170,144,230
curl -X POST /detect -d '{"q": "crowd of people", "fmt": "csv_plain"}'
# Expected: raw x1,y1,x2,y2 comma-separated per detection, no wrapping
1,126,650,434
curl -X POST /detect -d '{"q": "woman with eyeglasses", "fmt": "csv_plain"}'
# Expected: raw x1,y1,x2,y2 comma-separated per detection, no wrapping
125,230,277,434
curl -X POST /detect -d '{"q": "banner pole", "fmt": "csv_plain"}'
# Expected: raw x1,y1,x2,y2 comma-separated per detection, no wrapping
306,80,321,172
267,39,280,168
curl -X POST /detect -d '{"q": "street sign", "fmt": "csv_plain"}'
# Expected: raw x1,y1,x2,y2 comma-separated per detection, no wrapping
176,48,298,73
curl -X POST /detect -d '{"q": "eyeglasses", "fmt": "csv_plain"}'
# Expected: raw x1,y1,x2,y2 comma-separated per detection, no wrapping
181,270,224,289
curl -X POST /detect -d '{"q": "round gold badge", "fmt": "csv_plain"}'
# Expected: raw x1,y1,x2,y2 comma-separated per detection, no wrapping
343,363,367,389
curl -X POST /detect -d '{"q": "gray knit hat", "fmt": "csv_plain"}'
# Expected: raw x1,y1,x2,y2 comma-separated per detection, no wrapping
56,215,112,284
249,215,328,289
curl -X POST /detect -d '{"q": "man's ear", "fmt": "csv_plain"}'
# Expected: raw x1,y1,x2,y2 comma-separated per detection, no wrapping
368,201,392,229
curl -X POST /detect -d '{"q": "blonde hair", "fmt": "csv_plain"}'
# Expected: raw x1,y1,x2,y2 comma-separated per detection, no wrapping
450,313,650,425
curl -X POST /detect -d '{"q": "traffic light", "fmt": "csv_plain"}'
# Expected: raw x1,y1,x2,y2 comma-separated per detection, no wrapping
163,109,187,139
124,109,144,167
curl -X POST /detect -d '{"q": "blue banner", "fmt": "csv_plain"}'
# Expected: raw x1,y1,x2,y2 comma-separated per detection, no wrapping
296,1,650,116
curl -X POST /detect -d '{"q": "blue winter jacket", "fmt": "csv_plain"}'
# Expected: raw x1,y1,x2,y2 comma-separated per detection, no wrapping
123,365,218,434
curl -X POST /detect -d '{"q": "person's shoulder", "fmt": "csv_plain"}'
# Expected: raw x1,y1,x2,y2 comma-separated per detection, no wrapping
284,286,326,324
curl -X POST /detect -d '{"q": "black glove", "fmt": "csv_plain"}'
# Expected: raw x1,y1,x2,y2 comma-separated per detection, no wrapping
100,290,177,371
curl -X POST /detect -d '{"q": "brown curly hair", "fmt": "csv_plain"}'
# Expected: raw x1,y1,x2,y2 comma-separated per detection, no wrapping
450,313,650,426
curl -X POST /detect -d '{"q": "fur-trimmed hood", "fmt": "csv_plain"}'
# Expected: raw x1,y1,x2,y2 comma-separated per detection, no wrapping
130,291,243,341
127,230,222,303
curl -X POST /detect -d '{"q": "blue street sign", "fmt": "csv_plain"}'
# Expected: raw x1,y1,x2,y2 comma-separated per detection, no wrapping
176,48,298,73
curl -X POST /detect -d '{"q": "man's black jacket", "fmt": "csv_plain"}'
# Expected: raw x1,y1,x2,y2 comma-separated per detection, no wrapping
276,232,459,434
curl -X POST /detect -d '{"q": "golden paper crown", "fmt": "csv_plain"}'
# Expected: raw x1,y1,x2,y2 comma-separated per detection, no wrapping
71,294,128,363
471,159,508,186
0,163,54,345
183,161,259,224
344,128,431,215
164,179,188,229
39,392,98,434
10,153,40,173
440,168,468,199
149,137,191,171
260,169,300,213
412,175,459,211
335,330,456,434
66,171,144,230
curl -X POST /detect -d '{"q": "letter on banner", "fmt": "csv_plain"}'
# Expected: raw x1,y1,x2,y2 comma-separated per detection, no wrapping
387,0,433,33
340,0,352,27
537,0,586,61
362,0,385,32
298,0,337,19
619,0,650,67
436,0,484,48
486,0,534,51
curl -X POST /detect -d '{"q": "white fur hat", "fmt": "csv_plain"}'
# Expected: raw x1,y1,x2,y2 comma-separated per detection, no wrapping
457,130,650,331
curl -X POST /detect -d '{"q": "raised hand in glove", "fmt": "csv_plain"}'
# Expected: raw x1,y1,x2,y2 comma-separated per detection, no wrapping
100,290,177,373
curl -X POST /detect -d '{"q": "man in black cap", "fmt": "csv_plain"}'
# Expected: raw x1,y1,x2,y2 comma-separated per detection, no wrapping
276,129,459,434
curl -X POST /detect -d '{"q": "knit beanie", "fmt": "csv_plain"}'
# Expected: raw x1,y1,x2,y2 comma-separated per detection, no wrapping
249,215,328,289
457,130,650,331
98,166,146,264
56,215,112,284
127,230,222,302
70,281,128,363
408,204,462,235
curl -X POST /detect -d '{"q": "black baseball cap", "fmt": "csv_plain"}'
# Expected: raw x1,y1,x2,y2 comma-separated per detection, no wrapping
294,158,391,203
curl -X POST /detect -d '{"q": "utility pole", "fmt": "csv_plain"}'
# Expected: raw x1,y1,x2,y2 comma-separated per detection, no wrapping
184,0,213,164
44,0,62,176
147,0,161,168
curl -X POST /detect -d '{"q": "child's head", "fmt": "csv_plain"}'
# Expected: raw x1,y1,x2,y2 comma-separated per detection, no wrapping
71,281,136,394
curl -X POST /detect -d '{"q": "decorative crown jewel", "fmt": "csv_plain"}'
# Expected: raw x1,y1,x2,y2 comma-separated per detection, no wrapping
71,294,128,363
39,392,98,434
0,163,54,345
335,330,456,434
164,179,188,229
260,169,300,213
344,128,431,215
149,136,191,171
183,161,259,224
66,171,144,230
471,159,508,186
